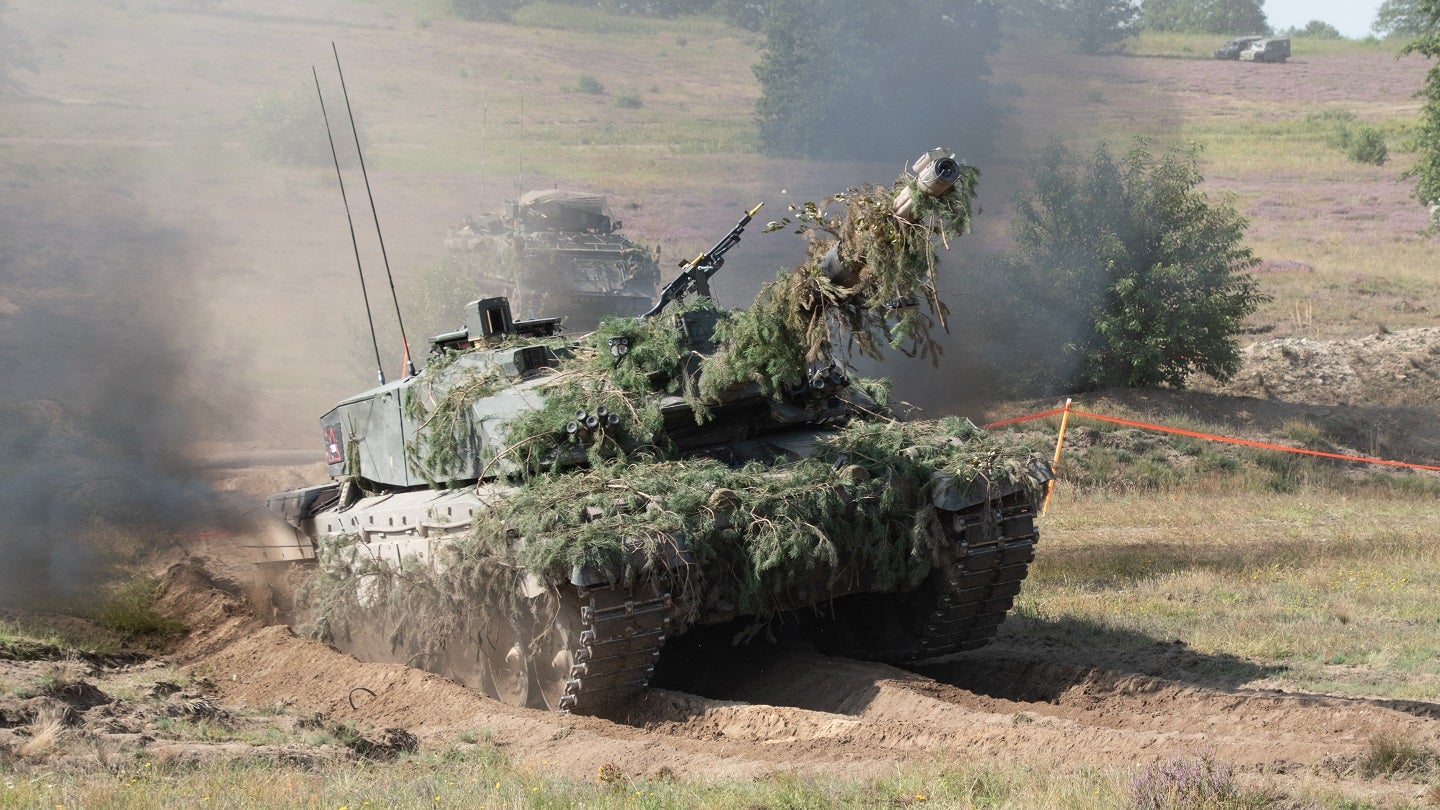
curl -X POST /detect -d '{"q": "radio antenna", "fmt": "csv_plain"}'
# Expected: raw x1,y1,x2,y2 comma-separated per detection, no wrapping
332,42,418,379
314,65,385,386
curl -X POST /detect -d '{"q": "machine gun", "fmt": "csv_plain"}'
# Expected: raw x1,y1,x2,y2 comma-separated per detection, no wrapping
640,202,762,320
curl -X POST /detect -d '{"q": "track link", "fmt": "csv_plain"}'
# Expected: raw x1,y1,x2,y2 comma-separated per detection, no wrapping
556,584,673,713
903,489,1039,662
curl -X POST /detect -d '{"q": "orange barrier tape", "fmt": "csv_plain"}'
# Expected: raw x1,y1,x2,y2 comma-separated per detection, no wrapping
980,407,1067,429
983,408,1440,473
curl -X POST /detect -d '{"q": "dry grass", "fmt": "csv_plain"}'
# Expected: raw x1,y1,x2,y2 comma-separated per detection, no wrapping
16,706,68,760
1358,732,1440,778
1023,492,1440,699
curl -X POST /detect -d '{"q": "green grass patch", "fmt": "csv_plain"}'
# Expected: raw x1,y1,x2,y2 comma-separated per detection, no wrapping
85,577,185,644
0,620,73,661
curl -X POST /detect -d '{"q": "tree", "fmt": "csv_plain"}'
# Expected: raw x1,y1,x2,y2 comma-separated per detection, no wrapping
1141,0,1269,35
713,0,768,30
1400,0,1440,211
1292,19,1342,39
1374,0,1429,38
1062,0,1142,53
983,140,1266,390
753,0,1000,160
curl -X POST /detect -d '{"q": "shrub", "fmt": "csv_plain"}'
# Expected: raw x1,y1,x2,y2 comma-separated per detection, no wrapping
974,139,1267,391
1359,732,1439,777
575,74,605,94
449,0,525,21
1126,752,1244,809
251,83,352,166
89,577,184,641
1348,126,1389,165
614,92,643,108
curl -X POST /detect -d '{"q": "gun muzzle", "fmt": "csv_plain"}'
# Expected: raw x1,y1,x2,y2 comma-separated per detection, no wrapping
894,149,961,221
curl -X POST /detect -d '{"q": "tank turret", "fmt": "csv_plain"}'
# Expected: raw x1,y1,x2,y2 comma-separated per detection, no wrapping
444,190,661,329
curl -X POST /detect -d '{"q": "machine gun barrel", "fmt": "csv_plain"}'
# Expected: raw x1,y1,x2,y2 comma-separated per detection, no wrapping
641,202,763,320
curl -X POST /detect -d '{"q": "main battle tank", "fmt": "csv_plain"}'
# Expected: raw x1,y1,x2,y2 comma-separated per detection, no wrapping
261,152,1050,713
444,190,660,329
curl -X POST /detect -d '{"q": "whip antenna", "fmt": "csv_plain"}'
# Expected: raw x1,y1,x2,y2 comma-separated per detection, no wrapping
332,42,418,379
314,65,386,386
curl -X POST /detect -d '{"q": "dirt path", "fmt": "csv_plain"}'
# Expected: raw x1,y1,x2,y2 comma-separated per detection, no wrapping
131,560,1432,803
185,602,1439,804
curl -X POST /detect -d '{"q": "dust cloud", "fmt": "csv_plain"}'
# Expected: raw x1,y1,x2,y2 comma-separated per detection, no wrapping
0,181,245,609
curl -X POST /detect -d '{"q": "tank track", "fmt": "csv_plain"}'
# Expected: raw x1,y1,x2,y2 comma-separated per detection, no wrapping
558,583,673,713
903,488,1040,662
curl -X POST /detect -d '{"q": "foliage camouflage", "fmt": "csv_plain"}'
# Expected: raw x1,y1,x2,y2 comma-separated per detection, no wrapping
706,168,979,397
306,416,1043,639
404,165,979,477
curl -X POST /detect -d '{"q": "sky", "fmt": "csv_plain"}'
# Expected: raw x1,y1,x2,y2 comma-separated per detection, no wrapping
1264,0,1386,38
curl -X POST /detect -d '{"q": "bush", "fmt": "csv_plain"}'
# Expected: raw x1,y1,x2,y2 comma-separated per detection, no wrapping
89,578,184,641
973,139,1267,391
1127,752,1246,809
575,74,605,94
614,92,643,108
1359,733,1438,777
251,84,351,166
1348,126,1389,165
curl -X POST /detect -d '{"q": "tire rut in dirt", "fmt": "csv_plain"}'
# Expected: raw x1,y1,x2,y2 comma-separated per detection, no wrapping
628,639,1440,778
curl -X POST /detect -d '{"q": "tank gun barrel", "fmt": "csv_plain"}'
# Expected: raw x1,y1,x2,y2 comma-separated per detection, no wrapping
640,202,763,320
820,149,961,287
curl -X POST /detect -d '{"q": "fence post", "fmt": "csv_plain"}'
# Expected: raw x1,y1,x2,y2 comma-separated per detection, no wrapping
1043,398,1072,516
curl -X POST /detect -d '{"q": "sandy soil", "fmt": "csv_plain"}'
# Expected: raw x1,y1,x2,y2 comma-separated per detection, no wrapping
5,557,1437,806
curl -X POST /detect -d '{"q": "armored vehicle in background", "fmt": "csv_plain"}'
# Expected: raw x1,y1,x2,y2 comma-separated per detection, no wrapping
1214,35,1263,59
444,190,660,330
262,152,1049,714
1239,37,1290,63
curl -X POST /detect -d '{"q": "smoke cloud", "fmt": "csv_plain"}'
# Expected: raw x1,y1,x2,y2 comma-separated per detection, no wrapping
0,179,243,609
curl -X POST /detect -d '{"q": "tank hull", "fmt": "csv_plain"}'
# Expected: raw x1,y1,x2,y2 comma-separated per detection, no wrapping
267,456,1043,713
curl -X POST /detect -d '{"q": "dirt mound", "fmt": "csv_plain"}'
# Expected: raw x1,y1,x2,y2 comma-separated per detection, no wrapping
1202,327,1440,408
151,564,266,662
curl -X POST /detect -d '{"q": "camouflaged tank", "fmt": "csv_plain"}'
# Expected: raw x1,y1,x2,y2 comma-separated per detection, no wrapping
444,190,660,330
261,152,1051,714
